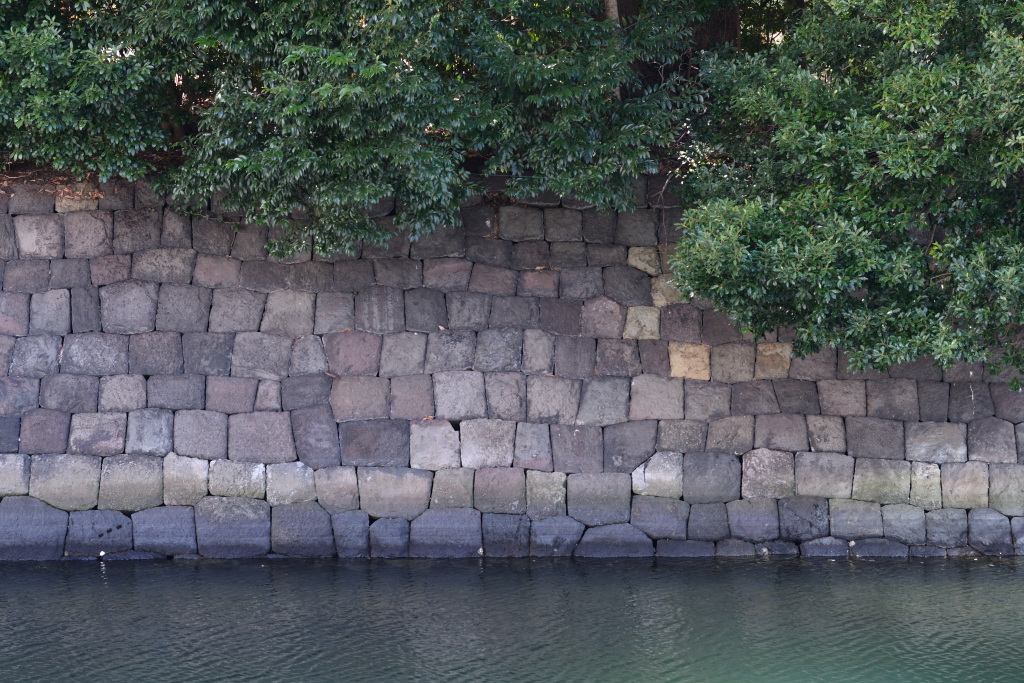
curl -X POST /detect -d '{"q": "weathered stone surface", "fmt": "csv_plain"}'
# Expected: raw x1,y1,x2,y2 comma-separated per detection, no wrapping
329,375,389,421
990,383,1024,423
526,470,566,520
208,460,265,498
850,538,908,558
408,419,459,471
846,417,905,460
209,289,266,332
230,332,291,380
630,496,688,540
655,420,707,454
967,508,1012,555
338,419,409,467
881,504,926,545
6,260,50,293
19,408,70,454
642,340,672,376
731,381,780,415
593,339,640,377
355,285,405,334
132,506,197,556
279,375,331,412
752,414,809,453
866,379,919,421
266,462,317,506
49,259,91,289
62,333,130,376
228,412,296,464
687,502,730,541
369,517,409,557
10,334,60,378
123,408,172,456
778,496,829,542
429,467,474,508
948,382,995,423
68,412,127,456
14,214,63,259
803,415,843,453
631,451,683,498
525,375,580,424
852,459,910,505
603,420,657,473
147,374,205,410
0,453,30,495
905,422,967,464
327,510,367,557
656,539,714,557
100,280,159,334
705,415,754,455
567,473,631,526
829,499,883,539
163,453,208,506
800,536,848,557
795,452,854,498
154,284,212,332
817,380,866,417
967,417,1016,463
90,254,131,286
0,377,38,417
549,424,602,473
988,464,1024,517
290,405,342,469
407,508,483,558
941,462,988,509
312,466,358,513
66,510,133,557
753,343,792,380
195,496,271,558
474,467,526,514
710,343,755,384
910,462,942,510
0,292,30,336
0,496,69,561
627,375,683,421
727,498,779,542
358,467,432,520
575,523,653,557
741,449,794,499
581,296,626,339
127,330,182,375
98,454,163,512
390,374,433,420
926,508,968,548
479,513,529,557
259,290,314,336
30,290,70,335
530,515,585,556
456,419,513,469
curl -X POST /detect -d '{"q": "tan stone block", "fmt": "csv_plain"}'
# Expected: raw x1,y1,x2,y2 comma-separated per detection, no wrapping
669,342,711,380
627,247,661,276
754,342,793,380
910,462,941,510
54,182,100,212
623,306,660,340
651,275,682,307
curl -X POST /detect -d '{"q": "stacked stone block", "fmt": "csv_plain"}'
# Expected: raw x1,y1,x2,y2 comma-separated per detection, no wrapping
1,177,1023,560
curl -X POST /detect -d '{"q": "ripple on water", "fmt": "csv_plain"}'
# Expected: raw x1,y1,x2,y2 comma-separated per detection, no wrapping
1,558,1023,682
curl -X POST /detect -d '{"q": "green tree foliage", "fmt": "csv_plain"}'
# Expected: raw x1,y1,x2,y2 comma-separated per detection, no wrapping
673,0,1024,378
0,0,712,255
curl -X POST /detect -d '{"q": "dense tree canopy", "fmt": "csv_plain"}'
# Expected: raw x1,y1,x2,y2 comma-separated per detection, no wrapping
673,0,1024,378
0,0,711,254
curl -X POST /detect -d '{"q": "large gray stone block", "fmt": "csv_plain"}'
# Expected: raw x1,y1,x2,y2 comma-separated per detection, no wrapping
704,415,754,455
369,517,409,557
778,496,829,542
968,508,1013,555
881,504,926,545
314,466,359,513
330,376,389,421
173,410,228,460
941,461,988,508
727,498,779,542
846,417,905,460
68,412,127,456
163,453,208,506
829,499,882,539
0,453,30,495
228,412,296,464
231,332,292,380
332,510,370,557
682,452,741,503
410,508,483,558
603,420,657,473
526,470,566,520
208,460,265,498
289,405,342,470
19,408,70,454
29,453,101,511
850,538,908,558
266,461,317,506
575,524,654,557
851,459,910,505
98,454,163,512
630,496,688,540
905,422,967,463
65,510,132,557
631,451,683,499
530,515,585,556
989,464,1024,517
0,496,68,561
795,451,854,498
567,473,630,526
100,281,158,334
461,419,516,468
687,502,729,541
339,419,409,467
753,414,809,452
433,371,487,421
358,467,432,520
10,335,60,378
14,214,63,259
800,536,849,557
271,502,335,557
926,508,967,548
967,417,1017,463
474,467,526,514
482,513,530,557
742,449,794,499
29,290,70,335
132,506,197,555
195,496,271,558
61,333,129,375
126,408,174,455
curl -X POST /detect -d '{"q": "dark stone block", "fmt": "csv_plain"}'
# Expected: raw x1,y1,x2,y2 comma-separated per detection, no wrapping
38,375,98,414
290,260,334,292
927,508,967,548
4,260,50,293
575,524,654,557
113,209,161,253
100,280,159,334
147,374,204,410
687,502,730,541
731,381,780,415
603,420,657,473
656,420,707,453
727,498,780,542
0,496,68,561
778,496,829,542
488,296,538,329
587,244,627,266
481,513,530,557
603,265,652,306
991,383,1024,423
355,285,405,334
155,284,212,333
657,539,715,557
432,371,486,420
484,372,527,421
191,216,235,256
409,508,483,558
866,378,919,421
582,209,615,243
846,417,905,460
195,496,271,558
553,336,595,379
700,311,743,346
391,374,434,420
370,517,409,558
280,375,332,411
549,242,588,268
550,424,603,473
526,375,581,424
89,254,132,287
919,381,950,422
594,339,641,376
889,355,943,381
529,515,584,556
20,408,70,454
773,379,820,415
631,496,689,540
410,225,465,260
510,240,549,270
332,510,370,557
575,377,629,427
474,328,523,372
461,205,495,237
468,263,518,296
404,288,447,332
753,414,809,452
129,331,183,375
9,334,60,378
0,416,20,452
968,508,1013,555
423,258,473,291
323,330,382,376
374,258,422,289
446,292,491,330
582,296,626,339
70,285,101,333
339,419,410,467
228,412,296,463
66,510,132,556
182,332,234,376
684,380,731,422
465,236,512,268
424,331,477,372
800,537,849,557
614,210,658,246
290,405,342,469
271,502,335,558
660,304,701,343
850,538,908,558
9,185,56,214
333,260,375,291
518,270,558,298
538,298,582,336
205,376,257,414
683,452,741,503
948,382,995,423
49,259,92,289
132,506,197,555
545,207,583,241
379,332,427,377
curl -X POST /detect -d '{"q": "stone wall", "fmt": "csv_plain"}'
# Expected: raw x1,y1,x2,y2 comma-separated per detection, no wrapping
0,177,1022,561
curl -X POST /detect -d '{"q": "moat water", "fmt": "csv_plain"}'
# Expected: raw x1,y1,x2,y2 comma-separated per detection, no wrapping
1,558,1021,682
